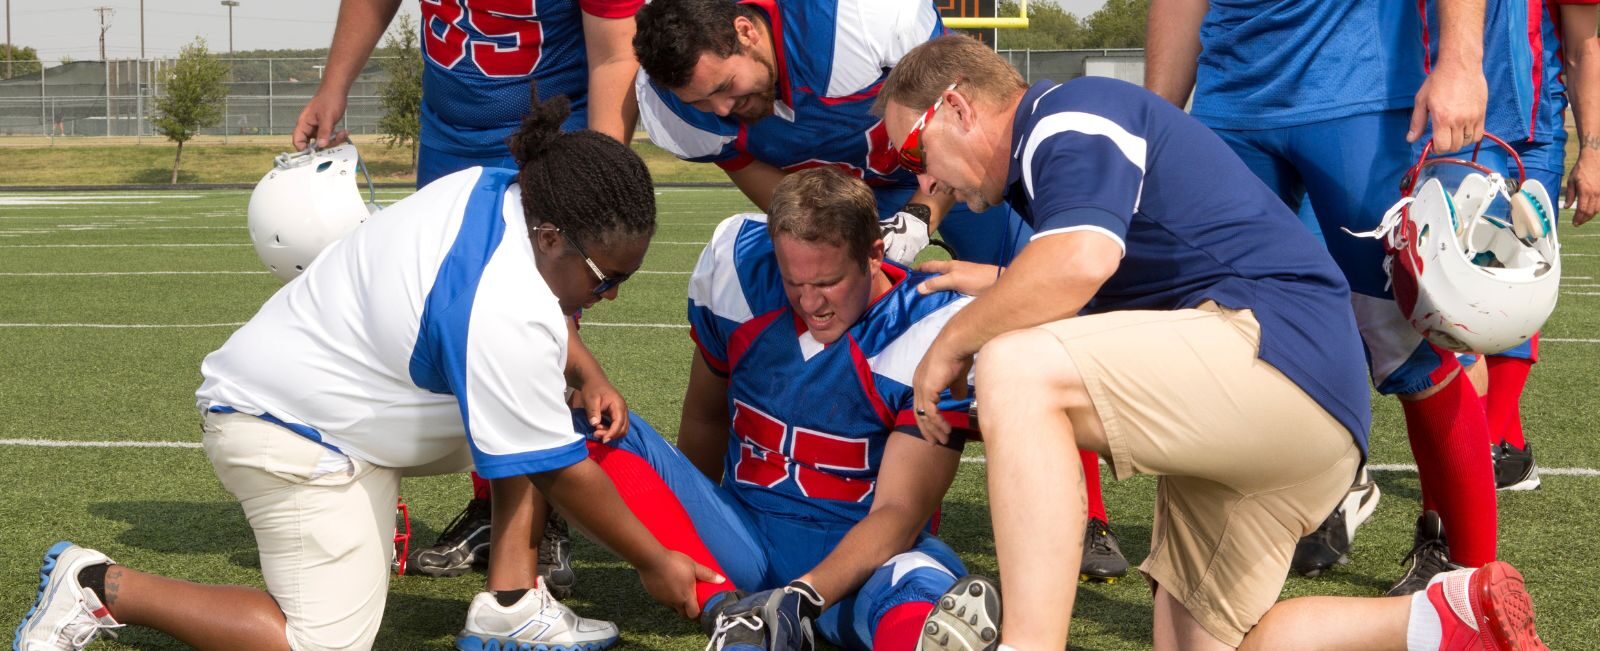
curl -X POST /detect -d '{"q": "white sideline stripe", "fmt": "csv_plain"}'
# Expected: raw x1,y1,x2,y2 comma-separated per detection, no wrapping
1561,292,1600,296
955,456,1600,477
0,270,689,277
654,241,711,245
0,322,247,329
0,439,201,449
0,243,249,248
0,321,689,329
581,322,690,329
0,271,266,276
1545,337,1600,343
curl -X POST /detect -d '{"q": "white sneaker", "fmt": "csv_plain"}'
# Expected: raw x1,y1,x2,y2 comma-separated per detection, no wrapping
13,542,123,651
456,580,619,651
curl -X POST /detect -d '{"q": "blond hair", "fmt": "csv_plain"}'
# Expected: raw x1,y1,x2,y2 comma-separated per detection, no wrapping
878,35,1028,114
768,167,880,264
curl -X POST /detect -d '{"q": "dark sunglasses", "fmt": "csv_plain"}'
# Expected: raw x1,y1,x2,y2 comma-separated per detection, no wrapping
557,229,630,296
896,82,959,175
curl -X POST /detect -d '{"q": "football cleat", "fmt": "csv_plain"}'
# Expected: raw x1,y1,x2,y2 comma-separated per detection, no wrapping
1080,517,1128,583
1418,562,1546,650
704,582,822,651
455,581,619,651
918,575,1001,651
1388,511,1463,597
1292,469,1381,577
409,497,492,577
540,512,578,600
13,542,123,651
1492,441,1541,491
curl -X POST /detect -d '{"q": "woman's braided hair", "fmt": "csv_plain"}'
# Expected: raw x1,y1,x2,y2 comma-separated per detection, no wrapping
507,83,656,249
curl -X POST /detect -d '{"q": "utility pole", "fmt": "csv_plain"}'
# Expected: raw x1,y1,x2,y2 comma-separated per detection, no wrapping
139,0,145,59
6,0,13,79
220,1,239,54
94,6,114,61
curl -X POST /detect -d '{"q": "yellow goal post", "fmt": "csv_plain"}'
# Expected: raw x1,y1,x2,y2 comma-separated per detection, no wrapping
942,0,1030,29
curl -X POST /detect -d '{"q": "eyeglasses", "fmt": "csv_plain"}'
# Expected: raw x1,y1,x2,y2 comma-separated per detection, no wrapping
558,229,630,296
896,82,959,175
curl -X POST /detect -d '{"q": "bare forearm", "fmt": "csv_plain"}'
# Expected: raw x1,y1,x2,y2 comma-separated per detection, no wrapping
1435,0,1486,74
935,236,1113,360
1563,11,1600,155
322,0,404,96
910,190,957,231
725,160,787,212
1143,0,1208,107
677,354,731,481
532,459,667,570
798,505,926,605
563,319,605,389
583,14,641,143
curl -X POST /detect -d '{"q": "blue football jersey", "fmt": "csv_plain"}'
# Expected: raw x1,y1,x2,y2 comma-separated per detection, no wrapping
1191,0,1426,130
1006,77,1373,452
686,214,974,522
419,0,642,156
1420,0,1540,143
636,0,944,218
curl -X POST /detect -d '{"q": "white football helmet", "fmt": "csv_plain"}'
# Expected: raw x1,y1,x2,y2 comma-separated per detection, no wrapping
247,143,380,282
1351,134,1560,355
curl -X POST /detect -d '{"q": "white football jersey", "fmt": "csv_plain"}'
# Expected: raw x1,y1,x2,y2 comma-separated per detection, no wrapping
197,167,583,479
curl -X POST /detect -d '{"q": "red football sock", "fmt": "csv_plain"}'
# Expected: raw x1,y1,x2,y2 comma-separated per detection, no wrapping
872,601,935,651
471,472,491,501
586,442,735,606
1080,450,1108,523
1401,372,1497,567
1485,356,1533,449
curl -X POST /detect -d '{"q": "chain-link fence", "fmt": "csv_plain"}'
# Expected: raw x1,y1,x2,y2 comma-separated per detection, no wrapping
0,57,396,139
1000,48,1147,85
0,50,1148,139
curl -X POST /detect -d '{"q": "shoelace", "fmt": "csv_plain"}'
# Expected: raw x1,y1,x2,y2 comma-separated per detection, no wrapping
1087,522,1117,554
68,601,123,648
704,612,764,651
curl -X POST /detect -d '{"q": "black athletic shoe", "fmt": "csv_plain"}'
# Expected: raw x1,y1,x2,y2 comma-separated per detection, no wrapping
408,498,491,578
1080,517,1128,583
539,512,577,600
1493,441,1542,491
1292,469,1381,577
1386,510,1462,597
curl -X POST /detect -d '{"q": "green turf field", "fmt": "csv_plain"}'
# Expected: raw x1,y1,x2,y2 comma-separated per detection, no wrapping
1,186,1597,650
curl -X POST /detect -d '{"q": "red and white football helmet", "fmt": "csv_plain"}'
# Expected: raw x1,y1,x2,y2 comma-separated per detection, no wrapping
247,144,381,282
1351,134,1560,355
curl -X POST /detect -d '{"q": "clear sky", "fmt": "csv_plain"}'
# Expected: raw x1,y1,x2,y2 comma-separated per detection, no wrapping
3,0,1109,63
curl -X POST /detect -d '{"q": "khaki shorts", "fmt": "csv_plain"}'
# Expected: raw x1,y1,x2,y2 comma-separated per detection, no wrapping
202,410,400,651
1033,303,1361,646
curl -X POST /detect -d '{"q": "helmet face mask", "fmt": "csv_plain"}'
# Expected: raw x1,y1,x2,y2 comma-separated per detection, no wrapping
247,144,379,283
1357,135,1561,355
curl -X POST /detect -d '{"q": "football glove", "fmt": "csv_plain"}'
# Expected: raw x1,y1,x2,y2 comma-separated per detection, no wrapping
705,580,823,651
881,211,931,266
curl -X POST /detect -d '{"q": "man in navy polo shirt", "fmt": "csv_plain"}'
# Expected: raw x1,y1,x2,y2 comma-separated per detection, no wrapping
875,35,1548,651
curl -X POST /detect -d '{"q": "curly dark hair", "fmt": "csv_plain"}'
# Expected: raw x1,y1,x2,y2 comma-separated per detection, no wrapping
506,83,656,249
633,0,764,89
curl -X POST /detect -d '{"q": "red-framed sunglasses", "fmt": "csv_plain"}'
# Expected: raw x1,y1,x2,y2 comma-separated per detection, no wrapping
896,82,959,175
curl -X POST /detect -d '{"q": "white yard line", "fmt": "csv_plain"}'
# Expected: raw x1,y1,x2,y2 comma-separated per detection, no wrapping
0,321,690,329
0,271,265,276
0,322,247,329
0,243,249,248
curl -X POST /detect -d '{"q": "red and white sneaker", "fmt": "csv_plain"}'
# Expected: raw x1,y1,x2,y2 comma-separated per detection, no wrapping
1416,561,1546,651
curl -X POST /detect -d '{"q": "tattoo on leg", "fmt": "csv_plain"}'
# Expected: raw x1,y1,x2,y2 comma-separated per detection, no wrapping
104,566,123,607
